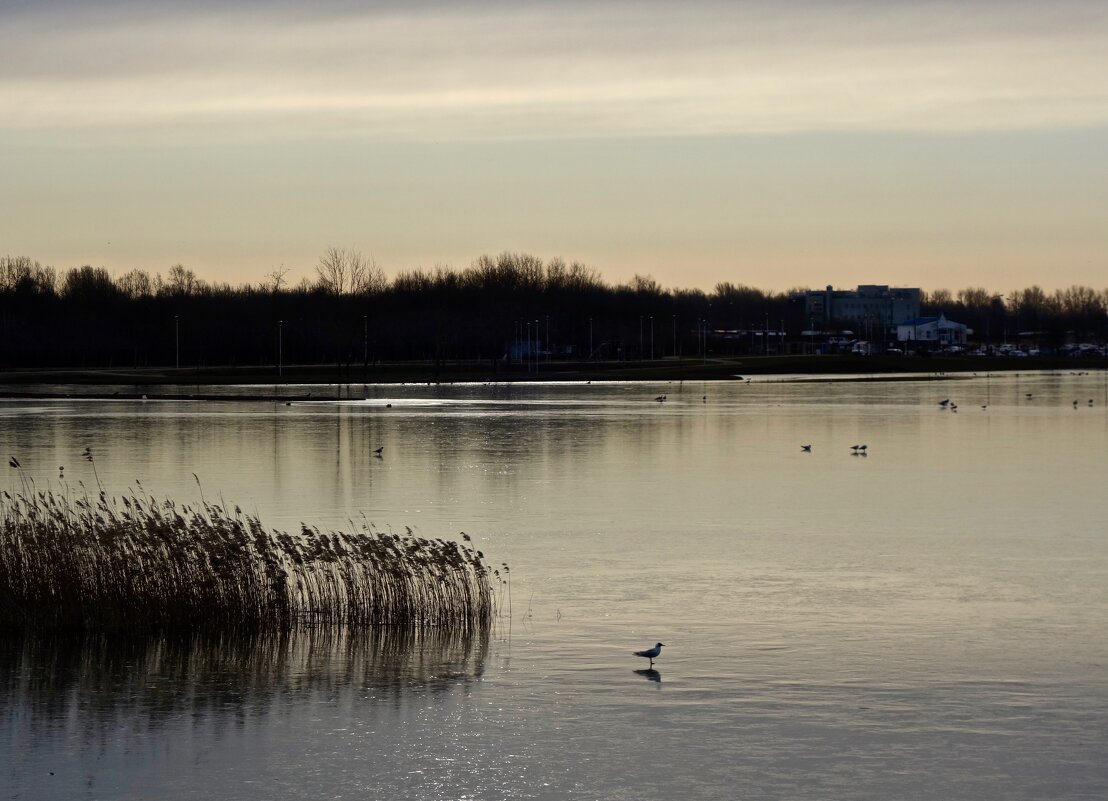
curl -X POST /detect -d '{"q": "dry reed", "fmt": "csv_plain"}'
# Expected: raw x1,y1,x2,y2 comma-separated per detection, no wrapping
0,463,497,634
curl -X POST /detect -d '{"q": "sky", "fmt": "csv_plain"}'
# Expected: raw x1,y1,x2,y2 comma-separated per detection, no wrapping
1,0,1106,292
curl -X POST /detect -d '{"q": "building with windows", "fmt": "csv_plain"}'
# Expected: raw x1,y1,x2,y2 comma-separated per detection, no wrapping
896,314,969,347
799,285,921,330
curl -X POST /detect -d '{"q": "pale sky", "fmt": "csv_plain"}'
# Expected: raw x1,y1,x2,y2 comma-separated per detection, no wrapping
2,0,1106,292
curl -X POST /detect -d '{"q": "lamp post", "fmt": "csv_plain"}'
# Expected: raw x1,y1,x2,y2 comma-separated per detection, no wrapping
639,316,643,361
650,315,654,360
534,319,540,373
174,315,179,369
672,314,676,358
363,314,368,374
589,317,593,361
278,320,283,379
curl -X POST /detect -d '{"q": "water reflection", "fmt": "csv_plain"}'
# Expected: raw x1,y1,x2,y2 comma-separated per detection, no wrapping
1,626,488,735
634,668,662,683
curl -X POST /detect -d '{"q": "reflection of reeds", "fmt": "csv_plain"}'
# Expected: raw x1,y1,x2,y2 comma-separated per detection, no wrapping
0,469,496,633
1,626,487,736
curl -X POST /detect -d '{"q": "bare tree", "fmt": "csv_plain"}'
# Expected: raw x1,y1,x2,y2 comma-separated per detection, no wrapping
315,248,385,296
116,269,154,299
263,265,291,293
316,247,349,296
349,252,387,295
164,264,204,296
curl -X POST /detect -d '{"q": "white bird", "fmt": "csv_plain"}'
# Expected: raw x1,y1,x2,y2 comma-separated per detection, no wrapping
634,642,665,667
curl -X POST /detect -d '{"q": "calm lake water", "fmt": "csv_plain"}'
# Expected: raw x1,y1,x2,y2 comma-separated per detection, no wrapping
3,372,1108,800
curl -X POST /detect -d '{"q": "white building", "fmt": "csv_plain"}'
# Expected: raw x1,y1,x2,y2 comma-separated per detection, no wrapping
896,314,970,347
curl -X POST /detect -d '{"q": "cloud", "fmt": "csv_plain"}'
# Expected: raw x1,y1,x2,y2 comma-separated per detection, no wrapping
3,0,1107,139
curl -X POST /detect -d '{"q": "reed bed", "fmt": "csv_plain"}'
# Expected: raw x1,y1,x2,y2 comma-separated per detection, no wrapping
0,465,497,633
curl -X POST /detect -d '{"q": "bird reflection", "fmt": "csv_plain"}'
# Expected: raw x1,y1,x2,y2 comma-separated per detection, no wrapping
634,668,661,683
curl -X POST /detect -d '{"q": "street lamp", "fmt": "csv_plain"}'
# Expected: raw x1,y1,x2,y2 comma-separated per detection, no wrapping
639,315,643,361
650,316,654,360
672,314,676,358
174,315,179,369
278,320,283,379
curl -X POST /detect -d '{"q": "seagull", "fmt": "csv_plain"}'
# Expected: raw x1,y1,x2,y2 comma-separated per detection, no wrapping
859,444,867,452
634,642,665,667
851,444,860,451
801,444,812,452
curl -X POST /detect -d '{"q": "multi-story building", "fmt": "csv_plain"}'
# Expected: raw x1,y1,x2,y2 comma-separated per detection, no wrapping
800,285,921,330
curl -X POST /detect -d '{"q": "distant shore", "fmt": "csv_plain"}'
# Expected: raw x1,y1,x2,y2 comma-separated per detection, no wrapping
1,355,1104,401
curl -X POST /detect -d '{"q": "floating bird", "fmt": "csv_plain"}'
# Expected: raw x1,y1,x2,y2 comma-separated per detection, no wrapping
939,399,950,406
373,446,384,456
655,395,666,402
634,642,665,667
1026,393,1033,399
950,403,957,410
859,444,867,452
1074,400,1079,407
801,444,812,452
981,404,988,410
851,444,860,451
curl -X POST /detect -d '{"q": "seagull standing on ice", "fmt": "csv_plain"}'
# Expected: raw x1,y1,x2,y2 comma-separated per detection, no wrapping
634,642,665,667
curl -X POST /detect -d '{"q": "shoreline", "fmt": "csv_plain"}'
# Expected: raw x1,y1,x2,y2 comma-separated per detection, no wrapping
1,355,1104,402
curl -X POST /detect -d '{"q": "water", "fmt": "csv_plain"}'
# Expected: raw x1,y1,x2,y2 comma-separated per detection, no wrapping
3,372,1107,799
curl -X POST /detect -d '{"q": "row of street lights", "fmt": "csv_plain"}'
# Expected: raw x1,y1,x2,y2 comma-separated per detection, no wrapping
171,314,793,376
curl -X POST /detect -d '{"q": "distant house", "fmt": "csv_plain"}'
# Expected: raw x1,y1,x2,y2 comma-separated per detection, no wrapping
896,314,969,347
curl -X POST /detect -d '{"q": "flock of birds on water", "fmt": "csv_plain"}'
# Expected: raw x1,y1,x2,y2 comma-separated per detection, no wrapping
634,385,1102,673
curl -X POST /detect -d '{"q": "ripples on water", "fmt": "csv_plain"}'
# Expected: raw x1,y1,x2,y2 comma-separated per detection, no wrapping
2,373,1107,799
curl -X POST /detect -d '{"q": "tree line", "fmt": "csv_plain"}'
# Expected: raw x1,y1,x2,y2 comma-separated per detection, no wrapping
1,252,1105,371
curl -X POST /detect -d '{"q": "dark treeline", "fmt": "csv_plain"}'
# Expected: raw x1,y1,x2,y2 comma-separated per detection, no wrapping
2,251,1106,371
